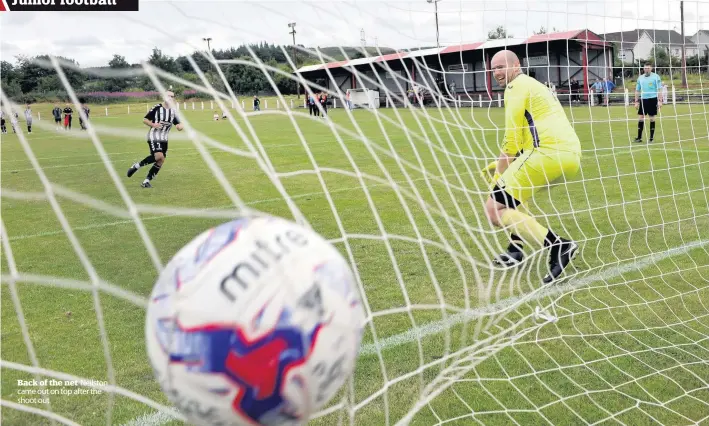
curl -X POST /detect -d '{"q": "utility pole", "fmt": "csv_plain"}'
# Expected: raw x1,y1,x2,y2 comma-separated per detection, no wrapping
289,22,299,99
680,1,688,88
202,37,212,53
427,0,441,48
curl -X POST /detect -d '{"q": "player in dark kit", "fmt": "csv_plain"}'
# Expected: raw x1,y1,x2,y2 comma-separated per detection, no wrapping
63,104,73,130
52,105,62,130
126,91,183,188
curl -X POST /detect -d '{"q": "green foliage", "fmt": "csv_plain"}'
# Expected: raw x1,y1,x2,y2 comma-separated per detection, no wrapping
532,26,559,35
3,42,334,104
488,26,512,40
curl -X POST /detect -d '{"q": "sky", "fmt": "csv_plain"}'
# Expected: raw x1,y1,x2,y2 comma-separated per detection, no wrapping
1,0,708,68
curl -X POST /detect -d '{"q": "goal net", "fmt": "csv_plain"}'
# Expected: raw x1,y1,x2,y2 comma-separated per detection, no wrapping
2,1,709,425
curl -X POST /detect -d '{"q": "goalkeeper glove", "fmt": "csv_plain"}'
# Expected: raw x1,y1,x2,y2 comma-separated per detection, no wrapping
480,161,499,186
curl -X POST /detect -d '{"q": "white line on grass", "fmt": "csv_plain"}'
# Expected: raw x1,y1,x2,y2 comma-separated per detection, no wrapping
6,174,440,241
121,237,708,426
120,410,179,426
358,237,709,356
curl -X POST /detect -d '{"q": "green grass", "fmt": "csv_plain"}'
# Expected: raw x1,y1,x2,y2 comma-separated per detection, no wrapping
2,102,709,426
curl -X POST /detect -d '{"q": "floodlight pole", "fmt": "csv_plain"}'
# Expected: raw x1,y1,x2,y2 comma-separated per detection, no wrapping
203,37,212,53
289,22,300,99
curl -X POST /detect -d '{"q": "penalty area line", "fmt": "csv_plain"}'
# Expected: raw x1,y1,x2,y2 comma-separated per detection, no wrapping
357,237,709,356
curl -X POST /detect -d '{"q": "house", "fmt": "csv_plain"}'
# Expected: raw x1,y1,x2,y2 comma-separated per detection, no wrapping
601,29,698,63
691,30,709,60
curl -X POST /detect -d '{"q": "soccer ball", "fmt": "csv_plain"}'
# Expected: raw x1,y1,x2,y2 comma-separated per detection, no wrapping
145,216,365,426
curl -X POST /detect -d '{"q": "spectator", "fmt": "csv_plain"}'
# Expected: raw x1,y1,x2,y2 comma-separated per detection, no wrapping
592,79,604,105
345,89,352,110
570,78,580,103
319,92,328,117
253,95,260,111
661,81,669,104
0,110,6,134
603,77,616,106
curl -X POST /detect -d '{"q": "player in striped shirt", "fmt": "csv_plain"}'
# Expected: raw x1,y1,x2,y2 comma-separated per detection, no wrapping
80,103,90,130
24,104,33,133
10,111,19,133
126,91,183,188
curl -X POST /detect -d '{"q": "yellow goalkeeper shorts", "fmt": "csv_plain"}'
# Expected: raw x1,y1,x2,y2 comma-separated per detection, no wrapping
496,148,581,205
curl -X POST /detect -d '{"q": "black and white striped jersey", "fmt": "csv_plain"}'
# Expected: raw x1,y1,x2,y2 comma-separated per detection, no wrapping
145,103,180,143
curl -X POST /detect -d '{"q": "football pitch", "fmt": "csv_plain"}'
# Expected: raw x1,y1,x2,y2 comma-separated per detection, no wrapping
2,103,709,425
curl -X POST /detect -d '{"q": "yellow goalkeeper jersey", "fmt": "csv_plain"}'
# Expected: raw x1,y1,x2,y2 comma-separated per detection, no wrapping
501,74,581,155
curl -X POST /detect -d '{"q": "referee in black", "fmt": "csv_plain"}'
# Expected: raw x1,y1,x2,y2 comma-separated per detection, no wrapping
126,91,183,188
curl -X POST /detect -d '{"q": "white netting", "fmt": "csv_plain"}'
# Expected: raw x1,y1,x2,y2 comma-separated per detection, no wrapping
2,1,709,425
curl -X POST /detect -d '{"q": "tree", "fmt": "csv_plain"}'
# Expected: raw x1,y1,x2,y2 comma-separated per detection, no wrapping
648,47,669,67
488,26,512,40
1,60,15,81
147,48,177,74
108,55,130,69
532,26,560,35
15,55,84,93
1,61,21,98
106,54,131,91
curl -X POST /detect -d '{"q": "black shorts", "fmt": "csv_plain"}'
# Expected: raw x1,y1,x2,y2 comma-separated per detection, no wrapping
55,118,61,123
148,140,168,155
491,184,521,209
638,97,658,116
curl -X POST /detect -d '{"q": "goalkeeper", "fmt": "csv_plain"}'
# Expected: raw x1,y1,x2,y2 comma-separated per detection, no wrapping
483,50,581,284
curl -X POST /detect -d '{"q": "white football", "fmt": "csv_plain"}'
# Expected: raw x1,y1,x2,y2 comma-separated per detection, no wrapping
145,216,365,426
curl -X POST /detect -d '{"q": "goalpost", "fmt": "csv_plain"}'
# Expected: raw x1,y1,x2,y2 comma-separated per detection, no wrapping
2,1,709,425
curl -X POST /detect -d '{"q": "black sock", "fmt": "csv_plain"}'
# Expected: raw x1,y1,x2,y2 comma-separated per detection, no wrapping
139,155,156,167
650,121,656,139
543,230,561,248
28,125,31,132
146,164,161,181
637,121,644,139
508,234,524,253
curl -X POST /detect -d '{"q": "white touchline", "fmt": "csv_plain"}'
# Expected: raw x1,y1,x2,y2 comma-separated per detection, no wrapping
119,237,709,426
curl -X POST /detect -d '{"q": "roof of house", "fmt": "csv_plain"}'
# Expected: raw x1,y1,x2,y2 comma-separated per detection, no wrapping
602,29,696,46
297,29,607,74
693,29,709,39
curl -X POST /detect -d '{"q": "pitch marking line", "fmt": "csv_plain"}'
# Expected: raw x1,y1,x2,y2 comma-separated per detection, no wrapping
120,237,709,426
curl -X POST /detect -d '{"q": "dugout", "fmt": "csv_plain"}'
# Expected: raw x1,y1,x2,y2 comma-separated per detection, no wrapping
296,29,613,104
